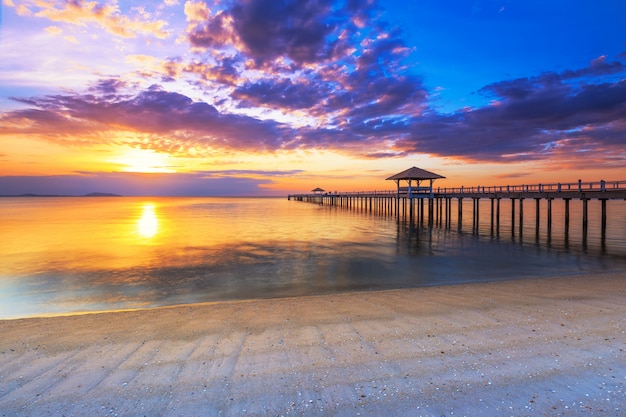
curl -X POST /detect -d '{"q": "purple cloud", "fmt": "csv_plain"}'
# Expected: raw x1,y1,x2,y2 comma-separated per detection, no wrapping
233,77,328,109
230,0,338,64
5,86,288,153
395,58,626,163
4,57,625,165
2,0,625,170
187,9,234,49
89,78,129,95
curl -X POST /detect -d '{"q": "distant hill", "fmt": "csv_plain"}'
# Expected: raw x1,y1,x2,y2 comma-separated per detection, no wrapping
83,192,122,197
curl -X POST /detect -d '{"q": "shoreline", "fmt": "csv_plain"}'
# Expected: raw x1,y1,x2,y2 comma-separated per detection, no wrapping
5,267,626,321
1,271,625,416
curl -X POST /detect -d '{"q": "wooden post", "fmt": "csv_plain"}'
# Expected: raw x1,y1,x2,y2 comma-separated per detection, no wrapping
601,199,607,245
496,198,501,236
519,198,524,238
582,198,589,246
564,198,570,242
473,198,479,233
535,198,541,240
490,198,495,235
396,194,400,217
438,197,443,226
511,198,516,236
428,198,434,225
457,198,463,231
547,198,553,237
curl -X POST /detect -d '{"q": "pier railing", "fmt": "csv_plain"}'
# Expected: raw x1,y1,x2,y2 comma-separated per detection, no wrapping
434,179,626,195
289,180,626,199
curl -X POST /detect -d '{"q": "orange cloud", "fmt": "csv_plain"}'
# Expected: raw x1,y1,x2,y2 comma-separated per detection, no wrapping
9,0,170,39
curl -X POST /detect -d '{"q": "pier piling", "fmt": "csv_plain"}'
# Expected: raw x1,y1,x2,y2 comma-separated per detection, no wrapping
290,178,626,249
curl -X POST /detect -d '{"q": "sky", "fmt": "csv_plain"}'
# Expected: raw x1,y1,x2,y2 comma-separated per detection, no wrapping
0,0,625,196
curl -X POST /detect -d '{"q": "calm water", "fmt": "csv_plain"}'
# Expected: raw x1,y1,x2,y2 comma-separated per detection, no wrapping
1,197,625,319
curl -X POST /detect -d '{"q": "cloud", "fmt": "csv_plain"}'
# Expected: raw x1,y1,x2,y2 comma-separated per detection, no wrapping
233,77,327,110
230,0,339,64
2,0,625,171
3,54,626,167
199,169,304,177
185,1,234,49
2,0,432,160
3,85,289,153
394,57,626,164
89,78,129,95
7,0,170,39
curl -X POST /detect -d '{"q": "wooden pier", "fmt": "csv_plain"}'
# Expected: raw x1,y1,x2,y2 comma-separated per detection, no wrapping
289,173,626,246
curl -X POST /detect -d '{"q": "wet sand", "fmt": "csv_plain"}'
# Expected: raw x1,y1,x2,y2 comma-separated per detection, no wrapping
1,271,625,416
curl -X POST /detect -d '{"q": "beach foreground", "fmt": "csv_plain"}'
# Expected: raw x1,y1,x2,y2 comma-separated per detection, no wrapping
1,272,624,417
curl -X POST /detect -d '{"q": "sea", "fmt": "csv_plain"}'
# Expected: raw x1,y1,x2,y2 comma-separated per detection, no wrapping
1,196,625,319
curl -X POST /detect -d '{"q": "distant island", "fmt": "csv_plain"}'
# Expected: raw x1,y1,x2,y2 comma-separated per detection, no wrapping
83,192,122,197
0,192,122,197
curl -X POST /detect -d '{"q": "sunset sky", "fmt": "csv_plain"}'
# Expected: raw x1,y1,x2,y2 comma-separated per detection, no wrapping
1,0,625,196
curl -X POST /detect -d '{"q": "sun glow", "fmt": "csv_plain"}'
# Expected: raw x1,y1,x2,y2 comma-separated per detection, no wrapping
112,148,175,173
137,204,159,238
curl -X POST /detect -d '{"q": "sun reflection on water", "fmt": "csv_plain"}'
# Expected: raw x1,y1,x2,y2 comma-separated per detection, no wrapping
137,204,159,238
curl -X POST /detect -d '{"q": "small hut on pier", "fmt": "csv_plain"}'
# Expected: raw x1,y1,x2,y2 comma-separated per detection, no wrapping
386,166,445,198
311,187,325,194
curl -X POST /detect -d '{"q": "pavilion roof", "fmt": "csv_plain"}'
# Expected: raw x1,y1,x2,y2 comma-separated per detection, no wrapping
311,187,325,192
386,166,445,181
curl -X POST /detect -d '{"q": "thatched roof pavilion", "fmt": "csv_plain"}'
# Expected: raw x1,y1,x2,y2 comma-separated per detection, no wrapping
311,187,325,194
386,166,445,197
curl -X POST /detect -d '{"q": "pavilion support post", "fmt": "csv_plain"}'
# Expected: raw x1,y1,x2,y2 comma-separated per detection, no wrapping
408,180,414,220
403,197,407,218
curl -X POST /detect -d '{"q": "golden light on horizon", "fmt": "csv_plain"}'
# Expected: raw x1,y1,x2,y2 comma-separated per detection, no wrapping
112,148,175,173
137,204,159,238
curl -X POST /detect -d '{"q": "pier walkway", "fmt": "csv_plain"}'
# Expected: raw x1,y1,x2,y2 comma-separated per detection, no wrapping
289,179,626,201
288,178,626,245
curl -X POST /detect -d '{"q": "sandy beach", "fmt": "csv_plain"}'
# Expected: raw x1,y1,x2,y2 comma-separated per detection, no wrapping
1,271,625,417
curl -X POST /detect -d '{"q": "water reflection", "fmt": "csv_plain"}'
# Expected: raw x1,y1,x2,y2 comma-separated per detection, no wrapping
137,204,159,238
1,197,624,319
